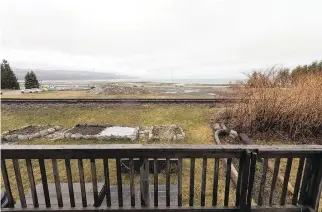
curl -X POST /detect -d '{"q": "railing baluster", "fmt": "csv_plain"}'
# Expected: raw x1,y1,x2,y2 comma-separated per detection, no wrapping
212,158,219,206
140,158,150,206
104,158,111,207
39,159,51,207
292,158,305,205
52,159,63,207
177,158,182,207
78,159,87,207
224,158,232,206
26,159,38,208
240,151,251,210
154,158,158,207
269,157,280,205
200,158,207,206
281,158,293,205
116,158,123,207
12,159,26,208
64,159,75,207
90,158,98,205
129,158,135,207
258,158,268,206
189,158,195,206
299,158,312,205
236,156,244,206
166,158,170,207
1,159,14,207
247,152,257,208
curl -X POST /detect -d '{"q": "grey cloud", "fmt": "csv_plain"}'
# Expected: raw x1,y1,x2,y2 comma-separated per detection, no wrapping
1,0,322,79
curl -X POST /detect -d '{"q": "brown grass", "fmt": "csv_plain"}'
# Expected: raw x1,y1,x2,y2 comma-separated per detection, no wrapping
222,71,322,142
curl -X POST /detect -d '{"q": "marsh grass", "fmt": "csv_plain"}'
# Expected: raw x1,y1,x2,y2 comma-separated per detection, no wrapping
223,71,322,142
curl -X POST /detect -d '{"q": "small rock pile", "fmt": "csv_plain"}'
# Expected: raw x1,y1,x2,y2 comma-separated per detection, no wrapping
139,125,185,142
1,125,62,143
89,85,151,95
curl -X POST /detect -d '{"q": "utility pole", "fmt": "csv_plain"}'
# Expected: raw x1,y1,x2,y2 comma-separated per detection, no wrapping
171,69,174,84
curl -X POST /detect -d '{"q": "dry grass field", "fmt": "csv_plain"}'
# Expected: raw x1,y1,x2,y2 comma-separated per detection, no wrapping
1,90,215,99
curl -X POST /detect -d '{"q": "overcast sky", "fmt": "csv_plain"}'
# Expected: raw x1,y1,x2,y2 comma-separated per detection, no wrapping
1,0,322,79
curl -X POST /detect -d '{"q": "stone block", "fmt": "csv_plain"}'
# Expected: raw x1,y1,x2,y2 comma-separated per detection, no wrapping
47,128,56,134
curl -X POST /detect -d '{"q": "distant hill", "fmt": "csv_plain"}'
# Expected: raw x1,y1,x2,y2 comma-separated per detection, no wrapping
13,68,131,81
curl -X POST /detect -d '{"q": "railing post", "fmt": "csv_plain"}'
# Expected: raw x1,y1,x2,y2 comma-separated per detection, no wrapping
240,150,251,211
309,158,322,211
299,157,322,211
140,158,150,206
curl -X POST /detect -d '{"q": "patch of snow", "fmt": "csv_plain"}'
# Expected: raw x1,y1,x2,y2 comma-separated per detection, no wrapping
99,126,138,141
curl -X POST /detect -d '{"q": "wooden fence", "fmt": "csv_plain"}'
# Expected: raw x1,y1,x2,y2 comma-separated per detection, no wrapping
1,144,321,211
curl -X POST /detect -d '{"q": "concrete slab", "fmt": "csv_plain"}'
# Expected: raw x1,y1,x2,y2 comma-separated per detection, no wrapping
99,126,138,141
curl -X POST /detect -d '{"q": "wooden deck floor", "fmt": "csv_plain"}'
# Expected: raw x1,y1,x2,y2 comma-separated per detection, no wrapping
25,183,178,207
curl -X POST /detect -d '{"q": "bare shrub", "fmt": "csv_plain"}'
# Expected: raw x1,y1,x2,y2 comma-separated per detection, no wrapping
223,68,322,141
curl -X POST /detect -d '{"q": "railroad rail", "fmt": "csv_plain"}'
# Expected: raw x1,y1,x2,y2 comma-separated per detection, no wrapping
0,98,240,104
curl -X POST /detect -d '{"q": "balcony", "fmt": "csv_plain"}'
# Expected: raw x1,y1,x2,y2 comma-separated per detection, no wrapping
1,144,321,211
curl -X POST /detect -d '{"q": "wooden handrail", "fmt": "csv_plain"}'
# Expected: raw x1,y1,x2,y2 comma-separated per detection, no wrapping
2,144,321,158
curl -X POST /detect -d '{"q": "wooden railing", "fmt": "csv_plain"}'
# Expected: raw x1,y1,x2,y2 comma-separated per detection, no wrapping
1,144,322,211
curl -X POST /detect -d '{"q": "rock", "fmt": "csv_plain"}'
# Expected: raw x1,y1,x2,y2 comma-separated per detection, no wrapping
54,125,62,130
47,132,65,140
229,130,238,139
17,135,29,141
10,134,18,141
33,132,41,138
83,135,91,139
148,131,153,140
176,134,185,141
47,128,56,134
28,134,36,139
71,134,82,139
28,135,35,140
220,123,228,130
4,135,12,141
40,130,49,137
64,133,72,139
213,123,221,130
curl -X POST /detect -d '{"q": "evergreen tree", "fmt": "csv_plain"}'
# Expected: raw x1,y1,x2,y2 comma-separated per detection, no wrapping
1,59,20,89
24,71,40,89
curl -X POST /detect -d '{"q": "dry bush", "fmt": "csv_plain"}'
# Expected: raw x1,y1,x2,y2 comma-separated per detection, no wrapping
223,68,322,141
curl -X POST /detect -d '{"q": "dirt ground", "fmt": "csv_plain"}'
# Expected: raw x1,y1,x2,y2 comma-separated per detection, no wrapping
67,124,108,135
5,125,50,135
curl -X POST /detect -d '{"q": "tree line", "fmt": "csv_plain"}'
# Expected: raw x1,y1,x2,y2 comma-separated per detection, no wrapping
1,59,40,90
245,60,322,87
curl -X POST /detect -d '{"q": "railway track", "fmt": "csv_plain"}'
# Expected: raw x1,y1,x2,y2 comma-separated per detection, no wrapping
1,98,240,104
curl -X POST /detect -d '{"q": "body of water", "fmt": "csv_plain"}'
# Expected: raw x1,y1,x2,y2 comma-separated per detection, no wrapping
20,78,243,86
